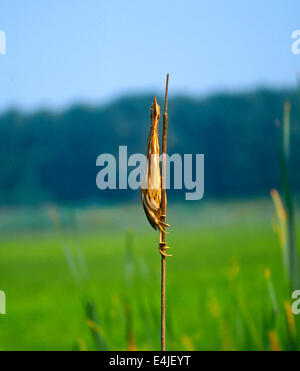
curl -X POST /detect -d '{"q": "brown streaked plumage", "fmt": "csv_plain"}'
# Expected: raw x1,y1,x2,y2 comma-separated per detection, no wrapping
141,96,164,231
141,96,171,258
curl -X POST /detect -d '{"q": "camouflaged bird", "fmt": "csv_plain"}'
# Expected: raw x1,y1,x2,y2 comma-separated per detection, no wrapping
141,97,170,255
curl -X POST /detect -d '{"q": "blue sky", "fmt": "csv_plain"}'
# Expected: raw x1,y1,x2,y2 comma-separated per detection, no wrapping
0,0,299,111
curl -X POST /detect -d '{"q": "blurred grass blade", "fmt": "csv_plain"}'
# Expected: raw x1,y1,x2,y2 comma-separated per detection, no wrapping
283,102,290,160
125,229,134,289
86,301,108,350
123,300,138,351
275,102,299,290
48,205,107,350
76,338,88,351
270,190,288,276
264,269,281,350
284,301,297,350
264,269,279,318
268,330,281,351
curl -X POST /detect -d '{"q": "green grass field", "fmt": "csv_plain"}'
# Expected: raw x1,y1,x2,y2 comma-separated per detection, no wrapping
0,200,299,350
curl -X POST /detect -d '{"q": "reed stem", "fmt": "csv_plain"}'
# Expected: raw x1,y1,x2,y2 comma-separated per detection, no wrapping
160,73,169,351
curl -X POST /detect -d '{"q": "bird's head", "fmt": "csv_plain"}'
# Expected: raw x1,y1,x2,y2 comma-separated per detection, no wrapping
150,96,161,123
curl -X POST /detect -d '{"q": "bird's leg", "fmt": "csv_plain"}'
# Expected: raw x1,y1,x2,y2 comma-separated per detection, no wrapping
159,230,172,257
160,214,170,229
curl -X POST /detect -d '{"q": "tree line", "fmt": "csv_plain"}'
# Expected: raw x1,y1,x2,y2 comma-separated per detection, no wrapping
0,88,299,205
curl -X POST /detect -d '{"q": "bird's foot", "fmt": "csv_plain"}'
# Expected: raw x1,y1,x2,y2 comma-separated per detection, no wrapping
159,242,172,257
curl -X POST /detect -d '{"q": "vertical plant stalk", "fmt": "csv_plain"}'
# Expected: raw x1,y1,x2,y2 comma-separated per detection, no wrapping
160,73,169,351
279,102,299,290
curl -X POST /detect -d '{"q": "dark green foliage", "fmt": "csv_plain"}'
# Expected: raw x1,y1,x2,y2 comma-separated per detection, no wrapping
1,89,300,205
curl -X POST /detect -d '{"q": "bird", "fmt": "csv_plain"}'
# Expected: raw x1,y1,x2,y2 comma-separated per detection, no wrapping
141,97,171,256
